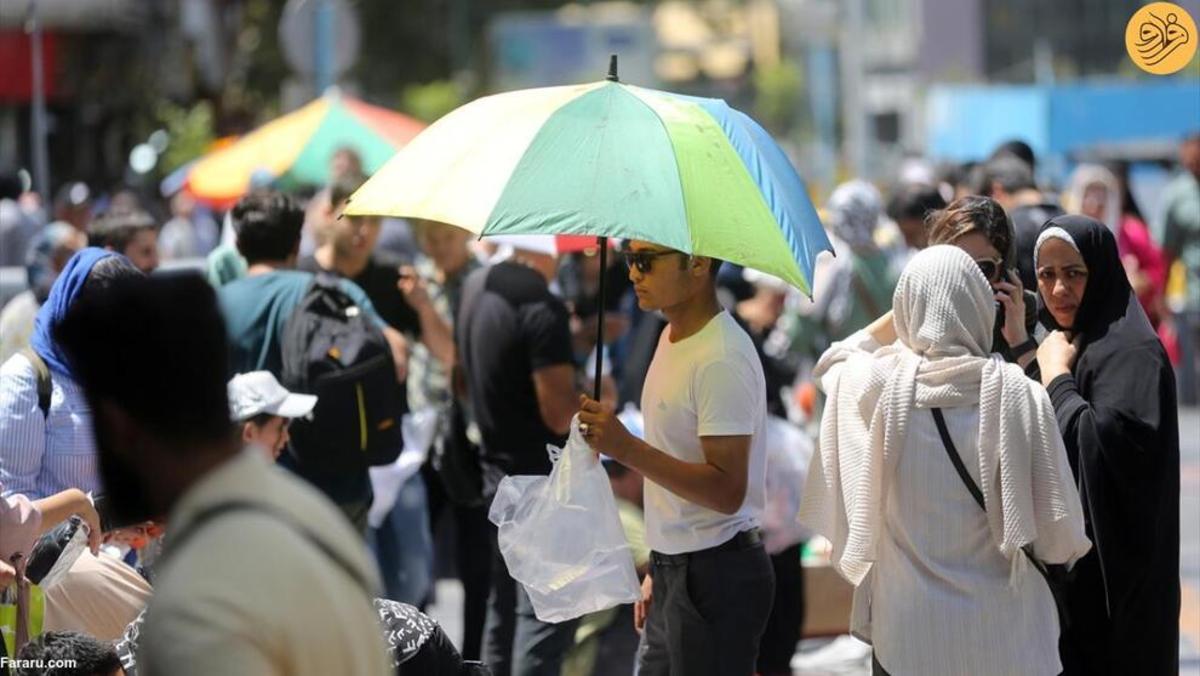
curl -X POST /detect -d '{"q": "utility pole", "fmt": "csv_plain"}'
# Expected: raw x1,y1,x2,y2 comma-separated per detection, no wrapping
26,0,50,195
839,0,868,178
314,0,334,94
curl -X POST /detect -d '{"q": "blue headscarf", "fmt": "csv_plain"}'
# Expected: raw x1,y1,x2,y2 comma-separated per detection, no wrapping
31,247,121,378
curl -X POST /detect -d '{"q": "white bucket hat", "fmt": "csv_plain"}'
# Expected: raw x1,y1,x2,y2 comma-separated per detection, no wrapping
227,371,317,421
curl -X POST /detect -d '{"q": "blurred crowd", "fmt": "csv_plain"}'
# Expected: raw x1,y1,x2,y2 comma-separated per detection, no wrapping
1,130,1197,676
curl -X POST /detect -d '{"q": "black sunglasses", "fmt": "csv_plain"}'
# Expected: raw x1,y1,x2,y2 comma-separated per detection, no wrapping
622,249,685,274
975,257,1004,283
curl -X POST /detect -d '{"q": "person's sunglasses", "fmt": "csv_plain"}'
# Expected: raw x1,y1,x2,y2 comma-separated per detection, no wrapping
974,257,1004,283
622,249,684,274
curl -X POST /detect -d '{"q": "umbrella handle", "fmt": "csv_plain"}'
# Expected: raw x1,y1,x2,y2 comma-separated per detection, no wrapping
593,236,608,402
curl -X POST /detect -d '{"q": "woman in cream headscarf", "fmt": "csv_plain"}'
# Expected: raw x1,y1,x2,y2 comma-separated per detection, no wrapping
799,246,1091,676
1062,163,1169,333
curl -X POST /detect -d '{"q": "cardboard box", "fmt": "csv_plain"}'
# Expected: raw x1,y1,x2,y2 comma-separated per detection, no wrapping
802,563,854,638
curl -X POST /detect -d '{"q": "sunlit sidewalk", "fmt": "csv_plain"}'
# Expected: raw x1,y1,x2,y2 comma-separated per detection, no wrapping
427,406,1200,675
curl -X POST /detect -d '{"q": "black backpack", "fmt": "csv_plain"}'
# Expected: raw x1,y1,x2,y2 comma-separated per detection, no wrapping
280,274,403,477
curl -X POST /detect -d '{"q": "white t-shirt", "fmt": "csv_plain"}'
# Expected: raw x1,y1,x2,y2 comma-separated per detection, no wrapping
640,311,767,555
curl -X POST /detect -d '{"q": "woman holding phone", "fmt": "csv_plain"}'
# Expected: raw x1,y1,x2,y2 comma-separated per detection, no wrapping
864,196,1041,367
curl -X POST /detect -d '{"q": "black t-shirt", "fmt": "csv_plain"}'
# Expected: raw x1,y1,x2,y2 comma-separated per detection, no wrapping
456,262,574,491
299,254,422,338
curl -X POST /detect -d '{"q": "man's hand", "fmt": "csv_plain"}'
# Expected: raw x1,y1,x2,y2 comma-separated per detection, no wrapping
634,573,653,633
578,395,636,461
33,488,103,554
1038,330,1082,388
397,266,432,311
77,496,103,555
0,560,14,589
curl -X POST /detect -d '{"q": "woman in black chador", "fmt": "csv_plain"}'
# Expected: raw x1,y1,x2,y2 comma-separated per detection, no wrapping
1033,214,1180,675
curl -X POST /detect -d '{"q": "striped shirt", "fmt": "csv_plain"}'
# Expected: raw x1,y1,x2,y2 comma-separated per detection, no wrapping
0,352,99,500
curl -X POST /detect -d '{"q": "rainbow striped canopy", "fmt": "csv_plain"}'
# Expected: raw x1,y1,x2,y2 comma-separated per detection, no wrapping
185,92,425,206
344,80,831,294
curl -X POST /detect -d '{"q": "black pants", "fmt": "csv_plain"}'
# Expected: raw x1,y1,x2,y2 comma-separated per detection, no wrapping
637,533,775,676
481,523,578,676
757,543,805,674
424,462,493,660
590,604,642,676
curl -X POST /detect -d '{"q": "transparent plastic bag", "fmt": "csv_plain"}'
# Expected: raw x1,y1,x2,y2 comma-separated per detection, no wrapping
488,417,642,623
762,415,815,554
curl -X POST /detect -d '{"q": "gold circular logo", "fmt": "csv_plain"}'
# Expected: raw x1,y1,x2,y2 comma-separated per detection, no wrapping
1126,2,1198,75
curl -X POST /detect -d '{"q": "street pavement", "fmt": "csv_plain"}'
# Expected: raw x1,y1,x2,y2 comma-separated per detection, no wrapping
429,405,1200,674
1181,405,1199,674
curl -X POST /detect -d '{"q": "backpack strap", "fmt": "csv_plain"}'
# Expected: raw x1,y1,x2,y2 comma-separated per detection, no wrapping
163,500,373,598
19,348,52,419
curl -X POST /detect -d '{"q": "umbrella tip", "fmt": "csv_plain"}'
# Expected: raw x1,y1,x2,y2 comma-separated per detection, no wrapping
606,54,619,82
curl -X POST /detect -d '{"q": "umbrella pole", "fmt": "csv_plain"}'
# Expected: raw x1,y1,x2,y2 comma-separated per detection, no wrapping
593,54,618,403
593,236,608,402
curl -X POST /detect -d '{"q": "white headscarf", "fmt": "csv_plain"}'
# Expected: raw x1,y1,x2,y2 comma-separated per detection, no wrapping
799,246,1087,586
827,180,883,252
1062,163,1121,233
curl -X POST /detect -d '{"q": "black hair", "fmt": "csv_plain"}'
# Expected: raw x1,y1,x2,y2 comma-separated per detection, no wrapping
989,139,1036,172
246,412,278,427
677,255,723,280
947,161,978,190
231,190,304,264
83,254,144,293
15,631,122,676
708,257,724,280
972,156,1037,197
88,209,157,252
928,195,1016,265
0,169,21,200
55,272,233,448
329,172,367,209
887,183,947,223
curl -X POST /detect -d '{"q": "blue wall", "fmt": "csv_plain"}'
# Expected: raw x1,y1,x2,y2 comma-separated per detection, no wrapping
926,79,1200,164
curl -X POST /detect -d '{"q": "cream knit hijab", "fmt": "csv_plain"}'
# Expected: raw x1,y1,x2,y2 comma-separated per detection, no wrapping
799,246,1079,585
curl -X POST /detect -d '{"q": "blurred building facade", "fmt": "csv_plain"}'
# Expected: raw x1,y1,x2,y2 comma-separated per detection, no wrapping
788,0,1198,180
2,0,1197,199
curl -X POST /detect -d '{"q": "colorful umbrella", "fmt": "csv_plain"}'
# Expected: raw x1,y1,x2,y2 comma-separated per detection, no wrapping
344,58,831,397
184,91,425,206
344,64,830,296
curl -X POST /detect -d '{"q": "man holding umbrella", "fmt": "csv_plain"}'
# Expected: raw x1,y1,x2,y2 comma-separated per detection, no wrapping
339,59,831,675
578,241,775,676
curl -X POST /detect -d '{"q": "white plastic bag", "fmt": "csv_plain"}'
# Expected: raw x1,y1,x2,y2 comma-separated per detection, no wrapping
762,415,815,554
367,408,440,528
488,417,642,623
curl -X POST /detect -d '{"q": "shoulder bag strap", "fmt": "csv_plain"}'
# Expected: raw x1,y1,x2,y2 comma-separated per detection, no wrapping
931,408,985,511
930,408,1060,598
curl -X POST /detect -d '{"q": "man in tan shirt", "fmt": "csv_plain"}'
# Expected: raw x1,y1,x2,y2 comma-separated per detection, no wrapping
54,273,390,676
